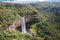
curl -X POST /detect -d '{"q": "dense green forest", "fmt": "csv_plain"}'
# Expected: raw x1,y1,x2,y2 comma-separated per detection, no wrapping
0,2,60,40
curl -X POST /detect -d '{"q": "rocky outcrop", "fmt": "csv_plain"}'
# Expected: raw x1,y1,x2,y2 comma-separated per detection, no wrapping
5,16,32,31
5,18,21,31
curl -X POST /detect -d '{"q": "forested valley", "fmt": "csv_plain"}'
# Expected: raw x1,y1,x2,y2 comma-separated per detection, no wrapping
0,2,60,40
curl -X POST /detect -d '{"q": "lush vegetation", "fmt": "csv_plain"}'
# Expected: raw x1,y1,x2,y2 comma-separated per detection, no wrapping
0,2,60,40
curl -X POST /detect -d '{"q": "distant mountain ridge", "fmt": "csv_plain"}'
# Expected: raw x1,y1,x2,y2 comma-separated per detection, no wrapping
31,2,60,12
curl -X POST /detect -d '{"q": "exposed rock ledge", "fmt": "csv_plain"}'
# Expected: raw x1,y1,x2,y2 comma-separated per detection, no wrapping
5,16,31,31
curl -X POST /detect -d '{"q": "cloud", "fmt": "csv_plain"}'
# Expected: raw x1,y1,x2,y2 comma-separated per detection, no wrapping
39,0,46,2
0,0,60,2
16,0,26,1
0,0,54,2
16,0,46,2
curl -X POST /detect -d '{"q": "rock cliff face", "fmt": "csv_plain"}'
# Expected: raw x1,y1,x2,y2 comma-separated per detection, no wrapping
5,16,32,31
5,18,21,31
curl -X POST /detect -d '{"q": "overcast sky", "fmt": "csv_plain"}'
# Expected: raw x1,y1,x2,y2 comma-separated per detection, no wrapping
0,0,60,2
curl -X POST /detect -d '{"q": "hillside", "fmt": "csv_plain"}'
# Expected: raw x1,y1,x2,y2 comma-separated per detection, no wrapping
31,2,60,12
0,2,60,40
31,2,60,40
0,2,43,40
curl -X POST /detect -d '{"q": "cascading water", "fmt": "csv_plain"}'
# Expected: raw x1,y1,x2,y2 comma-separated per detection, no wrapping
21,17,27,34
21,17,33,38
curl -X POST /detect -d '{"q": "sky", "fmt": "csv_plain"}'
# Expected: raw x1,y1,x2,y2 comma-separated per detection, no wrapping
0,0,60,3
16,0,45,2
46,0,60,2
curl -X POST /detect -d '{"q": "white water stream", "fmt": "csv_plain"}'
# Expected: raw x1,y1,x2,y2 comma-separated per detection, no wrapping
21,17,27,34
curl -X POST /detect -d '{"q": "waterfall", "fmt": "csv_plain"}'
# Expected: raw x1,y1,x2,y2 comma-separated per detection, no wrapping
21,17,33,38
21,17,27,34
